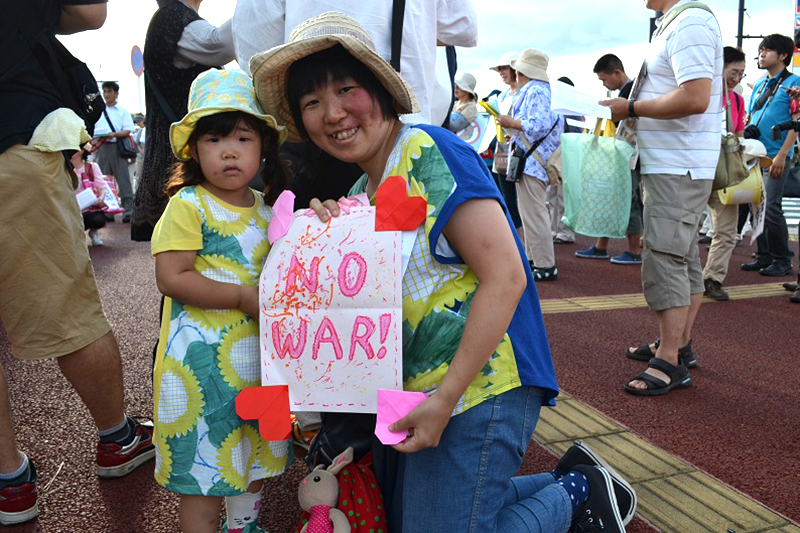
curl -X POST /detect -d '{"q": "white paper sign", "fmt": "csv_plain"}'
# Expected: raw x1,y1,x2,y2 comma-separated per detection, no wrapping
259,207,403,413
551,80,612,120
566,118,590,130
76,188,99,210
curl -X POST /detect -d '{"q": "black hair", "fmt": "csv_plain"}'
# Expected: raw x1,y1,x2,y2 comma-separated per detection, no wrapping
557,76,575,87
286,45,398,141
723,46,746,65
593,54,625,75
759,34,794,67
102,81,120,92
165,111,291,205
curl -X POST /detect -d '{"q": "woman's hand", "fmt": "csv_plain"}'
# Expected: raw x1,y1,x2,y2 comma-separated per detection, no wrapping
787,86,800,101
390,393,457,453
308,198,341,222
496,114,518,129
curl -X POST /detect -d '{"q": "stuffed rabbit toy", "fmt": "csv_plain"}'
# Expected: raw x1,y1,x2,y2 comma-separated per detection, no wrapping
298,447,353,533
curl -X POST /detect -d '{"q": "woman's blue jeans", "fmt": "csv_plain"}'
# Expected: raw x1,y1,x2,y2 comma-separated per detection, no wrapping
373,386,572,533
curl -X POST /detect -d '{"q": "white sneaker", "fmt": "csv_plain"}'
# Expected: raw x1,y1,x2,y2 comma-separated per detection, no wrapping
89,230,104,247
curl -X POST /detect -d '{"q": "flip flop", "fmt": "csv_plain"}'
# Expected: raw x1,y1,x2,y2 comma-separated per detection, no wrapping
623,357,692,396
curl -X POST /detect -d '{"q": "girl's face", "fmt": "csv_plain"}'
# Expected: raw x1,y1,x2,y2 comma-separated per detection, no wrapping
454,86,468,100
724,61,745,91
298,77,393,170
192,120,262,202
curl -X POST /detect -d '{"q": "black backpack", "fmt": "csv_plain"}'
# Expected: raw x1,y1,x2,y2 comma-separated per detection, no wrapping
3,2,105,135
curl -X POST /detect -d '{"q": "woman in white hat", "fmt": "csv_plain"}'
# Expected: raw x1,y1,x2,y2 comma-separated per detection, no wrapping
497,48,563,282
251,12,630,533
490,51,524,235
448,72,478,134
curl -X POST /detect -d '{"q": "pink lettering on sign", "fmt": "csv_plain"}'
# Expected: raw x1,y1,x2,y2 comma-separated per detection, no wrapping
312,317,343,360
349,316,376,360
337,252,367,297
285,254,320,296
271,319,307,359
377,313,392,360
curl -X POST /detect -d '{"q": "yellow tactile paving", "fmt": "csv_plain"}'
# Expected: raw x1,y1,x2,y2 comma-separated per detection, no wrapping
533,395,799,533
540,282,788,314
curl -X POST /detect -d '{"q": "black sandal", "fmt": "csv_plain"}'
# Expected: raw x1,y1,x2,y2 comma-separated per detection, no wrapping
623,357,692,396
626,338,697,368
625,338,660,361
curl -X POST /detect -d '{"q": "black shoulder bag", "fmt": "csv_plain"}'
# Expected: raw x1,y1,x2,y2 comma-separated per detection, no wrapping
3,3,105,135
506,119,559,183
102,109,138,159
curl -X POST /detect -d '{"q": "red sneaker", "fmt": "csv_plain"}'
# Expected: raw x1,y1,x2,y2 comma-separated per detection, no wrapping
0,460,38,526
96,418,156,478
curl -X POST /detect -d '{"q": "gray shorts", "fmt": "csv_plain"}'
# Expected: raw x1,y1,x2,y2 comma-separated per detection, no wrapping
641,172,713,311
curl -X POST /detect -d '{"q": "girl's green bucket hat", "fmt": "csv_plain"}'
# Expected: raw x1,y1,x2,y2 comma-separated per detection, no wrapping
169,68,288,160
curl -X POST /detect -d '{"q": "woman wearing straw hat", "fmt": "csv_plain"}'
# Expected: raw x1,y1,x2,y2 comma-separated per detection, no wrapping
448,72,478,134
251,12,630,533
497,49,563,282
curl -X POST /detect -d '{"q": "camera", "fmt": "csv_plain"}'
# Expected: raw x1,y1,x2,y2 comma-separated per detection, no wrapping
772,120,800,141
743,124,761,140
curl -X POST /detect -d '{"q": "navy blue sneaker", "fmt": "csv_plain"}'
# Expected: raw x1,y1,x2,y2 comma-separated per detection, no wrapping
556,441,636,525
576,246,609,259
609,251,642,265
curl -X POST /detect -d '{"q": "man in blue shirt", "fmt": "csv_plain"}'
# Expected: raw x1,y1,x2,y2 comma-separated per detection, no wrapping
742,34,800,277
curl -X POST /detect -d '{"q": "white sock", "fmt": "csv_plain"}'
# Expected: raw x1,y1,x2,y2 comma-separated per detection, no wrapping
225,489,262,532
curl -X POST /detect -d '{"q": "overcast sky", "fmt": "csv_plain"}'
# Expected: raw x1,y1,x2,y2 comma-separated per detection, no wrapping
60,0,794,115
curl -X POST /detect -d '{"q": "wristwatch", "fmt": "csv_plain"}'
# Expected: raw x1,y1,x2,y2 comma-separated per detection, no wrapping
628,100,638,119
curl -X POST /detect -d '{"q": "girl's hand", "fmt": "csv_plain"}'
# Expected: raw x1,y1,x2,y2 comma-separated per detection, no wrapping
389,393,456,453
238,285,259,320
307,198,341,222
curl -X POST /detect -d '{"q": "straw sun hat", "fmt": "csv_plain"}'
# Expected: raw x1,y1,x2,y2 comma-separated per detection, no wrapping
250,11,420,142
511,49,549,83
169,68,286,160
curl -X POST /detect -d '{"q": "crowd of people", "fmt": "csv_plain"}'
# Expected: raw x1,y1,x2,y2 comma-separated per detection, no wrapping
1,0,799,532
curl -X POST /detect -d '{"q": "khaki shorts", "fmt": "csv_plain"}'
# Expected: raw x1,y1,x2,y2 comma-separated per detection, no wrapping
0,144,110,359
641,172,713,311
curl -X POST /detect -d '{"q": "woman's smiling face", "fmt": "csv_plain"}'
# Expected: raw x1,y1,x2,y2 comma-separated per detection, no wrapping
298,76,394,169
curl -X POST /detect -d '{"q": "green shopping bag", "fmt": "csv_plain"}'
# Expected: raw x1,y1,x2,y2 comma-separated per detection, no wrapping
561,128,635,238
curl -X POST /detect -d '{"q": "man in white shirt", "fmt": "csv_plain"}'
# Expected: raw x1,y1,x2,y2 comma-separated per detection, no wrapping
93,81,135,222
232,0,478,126
602,0,723,396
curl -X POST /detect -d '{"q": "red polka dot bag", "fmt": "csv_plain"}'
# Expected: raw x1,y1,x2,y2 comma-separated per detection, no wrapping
295,452,388,533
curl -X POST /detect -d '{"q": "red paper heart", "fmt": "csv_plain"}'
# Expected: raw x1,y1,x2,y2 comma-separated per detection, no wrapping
235,385,291,441
375,176,427,231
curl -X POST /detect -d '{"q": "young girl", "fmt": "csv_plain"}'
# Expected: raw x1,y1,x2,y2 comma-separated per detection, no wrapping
151,69,292,533
71,148,109,246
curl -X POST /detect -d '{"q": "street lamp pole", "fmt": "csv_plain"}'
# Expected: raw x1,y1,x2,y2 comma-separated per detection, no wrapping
737,0,745,49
